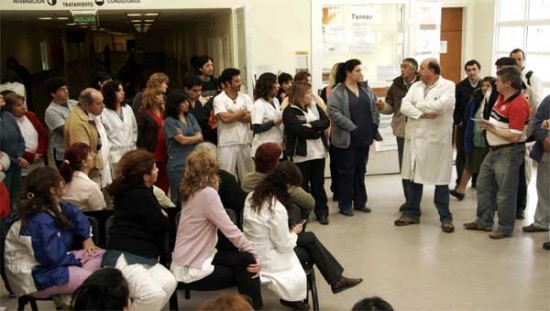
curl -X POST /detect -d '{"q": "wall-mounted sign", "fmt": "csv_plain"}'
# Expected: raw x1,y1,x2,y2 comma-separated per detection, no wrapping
7,0,148,9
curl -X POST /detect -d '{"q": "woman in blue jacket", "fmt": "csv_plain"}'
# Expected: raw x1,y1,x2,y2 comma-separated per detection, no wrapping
4,167,104,299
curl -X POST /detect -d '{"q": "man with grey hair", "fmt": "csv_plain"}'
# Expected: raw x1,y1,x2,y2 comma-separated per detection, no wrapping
395,58,456,233
464,66,530,239
64,88,109,185
376,58,419,211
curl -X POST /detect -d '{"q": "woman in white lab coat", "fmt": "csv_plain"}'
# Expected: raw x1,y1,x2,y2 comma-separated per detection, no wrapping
101,80,138,176
243,161,309,311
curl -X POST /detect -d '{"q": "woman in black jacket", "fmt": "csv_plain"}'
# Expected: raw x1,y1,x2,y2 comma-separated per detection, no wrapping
102,149,176,311
283,82,331,225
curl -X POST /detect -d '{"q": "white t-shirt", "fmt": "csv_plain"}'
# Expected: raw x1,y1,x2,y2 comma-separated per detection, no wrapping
213,91,253,147
250,97,283,157
291,104,326,164
16,115,44,176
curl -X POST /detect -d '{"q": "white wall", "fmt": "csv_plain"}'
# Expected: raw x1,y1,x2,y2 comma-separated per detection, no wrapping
436,0,496,79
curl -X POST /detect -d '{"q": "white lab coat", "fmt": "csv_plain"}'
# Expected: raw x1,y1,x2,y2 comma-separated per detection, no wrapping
243,194,307,301
101,105,138,173
400,76,455,185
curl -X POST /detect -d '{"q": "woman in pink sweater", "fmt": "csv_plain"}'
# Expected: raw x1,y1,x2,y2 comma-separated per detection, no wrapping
171,149,263,310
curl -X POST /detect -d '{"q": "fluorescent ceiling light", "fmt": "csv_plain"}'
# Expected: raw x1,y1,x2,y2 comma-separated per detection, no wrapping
144,19,155,22
130,19,141,23
66,23,76,26
38,17,53,20
144,13,159,16
127,13,142,17
56,17,69,20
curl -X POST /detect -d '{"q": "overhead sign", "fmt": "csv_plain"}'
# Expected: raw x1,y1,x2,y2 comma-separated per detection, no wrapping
73,14,96,23
6,0,149,9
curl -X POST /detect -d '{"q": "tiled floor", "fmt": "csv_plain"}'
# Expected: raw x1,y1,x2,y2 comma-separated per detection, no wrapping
1,170,549,311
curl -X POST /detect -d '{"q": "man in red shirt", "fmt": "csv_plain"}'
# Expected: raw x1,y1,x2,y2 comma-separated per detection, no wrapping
464,66,530,239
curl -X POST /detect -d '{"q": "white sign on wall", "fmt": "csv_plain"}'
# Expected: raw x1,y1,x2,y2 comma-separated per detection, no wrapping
6,0,150,9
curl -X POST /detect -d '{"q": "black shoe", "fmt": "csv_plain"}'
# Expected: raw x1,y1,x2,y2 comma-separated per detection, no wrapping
331,276,363,294
318,215,329,225
450,190,465,201
339,210,354,217
516,211,525,220
354,206,372,213
280,299,310,310
543,242,550,250
399,203,407,212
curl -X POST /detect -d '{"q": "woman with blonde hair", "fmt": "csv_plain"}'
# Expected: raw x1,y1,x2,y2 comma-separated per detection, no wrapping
171,149,263,310
136,87,169,192
283,82,331,225
198,294,253,311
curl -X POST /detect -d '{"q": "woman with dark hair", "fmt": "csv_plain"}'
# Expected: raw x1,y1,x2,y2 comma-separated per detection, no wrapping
90,71,112,90
244,160,362,305
277,72,293,103
171,149,263,310
136,87,169,193
283,82,331,225
59,142,106,211
0,93,25,203
251,72,283,157
191,55,218,97
101,80,137,174
243,161,308,310
4,167,104,301
71,268,131,311
328,59,381,216
3,92,48,177
352,297,394,311
103,149,176,311
163,89,203,204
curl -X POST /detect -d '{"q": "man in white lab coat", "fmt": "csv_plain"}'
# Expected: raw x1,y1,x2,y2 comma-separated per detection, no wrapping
395,58,456,233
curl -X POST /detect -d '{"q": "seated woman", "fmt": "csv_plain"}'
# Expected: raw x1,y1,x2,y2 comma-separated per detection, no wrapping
244,161,363,310
243,161,309,310
71,267,131,311
4,167,104,300
102,149,176,311
3,92,48,177
60,143,106,211
242,142,313,224
170,149,263,310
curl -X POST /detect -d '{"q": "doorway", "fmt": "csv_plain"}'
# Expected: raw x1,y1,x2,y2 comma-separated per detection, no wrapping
440,7,463,83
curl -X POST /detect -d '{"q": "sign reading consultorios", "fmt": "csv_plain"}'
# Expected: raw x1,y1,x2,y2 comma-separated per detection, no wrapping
11,0,143,7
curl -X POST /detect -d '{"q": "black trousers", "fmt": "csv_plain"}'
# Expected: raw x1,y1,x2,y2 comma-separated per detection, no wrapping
331,145,370,212
296,158,329,218
294,231,343,285
455,125,466,186
186,250,262,310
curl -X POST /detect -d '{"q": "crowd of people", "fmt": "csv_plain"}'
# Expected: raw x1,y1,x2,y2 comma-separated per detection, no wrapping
0,47,549,310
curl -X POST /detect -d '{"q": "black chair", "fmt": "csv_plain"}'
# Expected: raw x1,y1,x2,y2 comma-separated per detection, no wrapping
86,216,100,246
104,215,115,246
83,209,114,247
169,209,319,311
0,221,60,311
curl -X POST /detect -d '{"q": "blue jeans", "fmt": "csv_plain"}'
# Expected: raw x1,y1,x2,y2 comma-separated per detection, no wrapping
396,137,409,203
475,145,525,235
403,180,452,222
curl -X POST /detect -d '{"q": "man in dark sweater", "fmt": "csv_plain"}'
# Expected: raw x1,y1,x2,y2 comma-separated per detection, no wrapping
454,60,481,188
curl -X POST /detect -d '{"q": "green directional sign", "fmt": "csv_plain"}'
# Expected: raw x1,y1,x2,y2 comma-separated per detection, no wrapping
74,15,97,24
